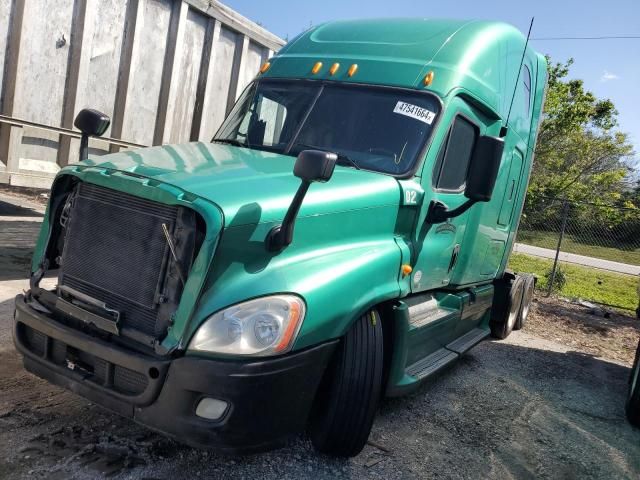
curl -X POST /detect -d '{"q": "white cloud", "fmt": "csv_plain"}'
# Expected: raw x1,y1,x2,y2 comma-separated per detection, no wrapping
601,70,620,82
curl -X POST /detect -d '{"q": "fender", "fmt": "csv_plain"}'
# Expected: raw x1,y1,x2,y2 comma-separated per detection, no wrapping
188,203,403,351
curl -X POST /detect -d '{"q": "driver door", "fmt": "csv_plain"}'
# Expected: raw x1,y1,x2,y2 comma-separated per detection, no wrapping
410,97,487,293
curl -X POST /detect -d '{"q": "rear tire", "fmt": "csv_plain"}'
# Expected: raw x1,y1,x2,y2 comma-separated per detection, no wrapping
626,341,640,427
514,274,535,330
490,275,525,340
308,309,384,457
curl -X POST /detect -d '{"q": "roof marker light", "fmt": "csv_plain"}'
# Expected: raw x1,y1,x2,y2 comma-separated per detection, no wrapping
347,64,358,77
259,61,271,74
311,61,323,74
329,63,340,75
423,71,434,86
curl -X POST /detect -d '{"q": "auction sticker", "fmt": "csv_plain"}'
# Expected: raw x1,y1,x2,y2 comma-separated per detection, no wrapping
393,101,436,124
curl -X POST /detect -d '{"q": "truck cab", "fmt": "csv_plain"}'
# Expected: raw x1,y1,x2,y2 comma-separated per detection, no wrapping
13,18,547,456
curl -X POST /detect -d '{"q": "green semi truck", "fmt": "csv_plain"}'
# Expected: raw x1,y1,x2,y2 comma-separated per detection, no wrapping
14,18,547,456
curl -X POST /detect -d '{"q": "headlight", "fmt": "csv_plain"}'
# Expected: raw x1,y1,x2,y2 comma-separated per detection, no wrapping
187,295,306,356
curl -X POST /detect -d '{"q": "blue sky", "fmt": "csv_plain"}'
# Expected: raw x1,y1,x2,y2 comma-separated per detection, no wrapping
225,0,640,161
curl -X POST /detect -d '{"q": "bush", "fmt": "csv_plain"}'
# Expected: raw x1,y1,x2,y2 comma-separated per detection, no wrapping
544,266,567,292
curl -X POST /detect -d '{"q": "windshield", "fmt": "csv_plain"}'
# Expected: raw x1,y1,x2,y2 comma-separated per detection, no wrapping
215,79,441,176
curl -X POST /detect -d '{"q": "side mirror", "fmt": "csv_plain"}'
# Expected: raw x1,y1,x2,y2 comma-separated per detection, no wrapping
267,150,337,251
426,135,504,224
464,135,504,202
74,109,111,161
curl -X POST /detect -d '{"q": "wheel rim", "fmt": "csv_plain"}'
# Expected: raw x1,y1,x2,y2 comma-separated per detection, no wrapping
631,357,640,400
520,282,534,323
507,304,518,331
507,285,523,331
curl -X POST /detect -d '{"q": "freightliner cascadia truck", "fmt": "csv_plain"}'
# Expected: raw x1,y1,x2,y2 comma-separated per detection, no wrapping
14,18,547,456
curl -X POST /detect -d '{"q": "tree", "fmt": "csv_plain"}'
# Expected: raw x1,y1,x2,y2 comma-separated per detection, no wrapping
528,58,636,210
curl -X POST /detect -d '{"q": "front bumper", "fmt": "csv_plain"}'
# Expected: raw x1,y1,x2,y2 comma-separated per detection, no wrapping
14,294,337,453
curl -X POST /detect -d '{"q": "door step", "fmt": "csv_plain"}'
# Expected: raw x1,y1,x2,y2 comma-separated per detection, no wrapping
404,328,489,381
406,294,457,329
446,328,489,354
406,348,458,380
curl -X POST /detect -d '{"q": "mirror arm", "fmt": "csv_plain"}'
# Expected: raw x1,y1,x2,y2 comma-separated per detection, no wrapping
79,133,89,162
426,199,477,224
266,180,311,251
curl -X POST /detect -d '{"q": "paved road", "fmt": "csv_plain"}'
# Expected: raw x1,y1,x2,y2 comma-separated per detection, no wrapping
513,242,640,276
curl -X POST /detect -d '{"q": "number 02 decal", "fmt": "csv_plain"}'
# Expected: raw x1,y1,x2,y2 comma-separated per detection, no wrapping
405,190,417,204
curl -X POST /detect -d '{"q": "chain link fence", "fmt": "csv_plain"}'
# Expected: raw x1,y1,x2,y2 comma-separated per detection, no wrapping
513,196,640,313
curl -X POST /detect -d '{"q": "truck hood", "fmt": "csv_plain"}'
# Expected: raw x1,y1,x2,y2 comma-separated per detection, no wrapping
78,142,401,226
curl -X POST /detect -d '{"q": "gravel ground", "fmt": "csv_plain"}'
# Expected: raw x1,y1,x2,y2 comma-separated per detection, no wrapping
1,192,640,479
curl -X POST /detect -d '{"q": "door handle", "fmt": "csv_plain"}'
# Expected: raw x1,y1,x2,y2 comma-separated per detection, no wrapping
448,244,461,273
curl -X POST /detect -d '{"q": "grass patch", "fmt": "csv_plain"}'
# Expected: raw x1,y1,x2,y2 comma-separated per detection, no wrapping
517,230,640,265
508,253,639,311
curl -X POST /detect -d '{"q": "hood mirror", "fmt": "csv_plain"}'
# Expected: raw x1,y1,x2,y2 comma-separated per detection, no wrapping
293,149,337,183
267,150,337,251
74,108,110,162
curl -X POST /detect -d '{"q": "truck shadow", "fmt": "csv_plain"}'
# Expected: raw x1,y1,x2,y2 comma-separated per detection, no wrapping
0,243,35,281
0,200,43,217
0,200,41,281
377,339,640,479
211,202,278,278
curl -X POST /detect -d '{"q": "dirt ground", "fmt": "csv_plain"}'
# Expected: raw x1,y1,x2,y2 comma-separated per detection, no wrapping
526,296,639,366
1,191,640,479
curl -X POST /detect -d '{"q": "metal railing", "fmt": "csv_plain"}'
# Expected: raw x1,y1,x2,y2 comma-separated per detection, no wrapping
0,114,146,150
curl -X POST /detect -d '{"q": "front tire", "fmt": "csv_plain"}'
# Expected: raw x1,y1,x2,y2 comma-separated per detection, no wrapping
626,341,640,427
308,309,384,457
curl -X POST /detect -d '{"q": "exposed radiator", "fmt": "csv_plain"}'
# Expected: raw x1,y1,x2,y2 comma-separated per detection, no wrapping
58,182,195,346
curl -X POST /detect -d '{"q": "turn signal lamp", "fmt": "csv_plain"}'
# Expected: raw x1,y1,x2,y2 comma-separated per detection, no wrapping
423,70,434,86
402,264,413,276
347,64,358,77
329,63,340,75
259,61,271,73
311,61,323,74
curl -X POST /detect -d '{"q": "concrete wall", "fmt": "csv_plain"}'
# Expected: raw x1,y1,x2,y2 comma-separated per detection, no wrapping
84,0,128,138
200,25,239,140
167,7,207,144
15,0,76,174
0,0,283,188
0,0,13,99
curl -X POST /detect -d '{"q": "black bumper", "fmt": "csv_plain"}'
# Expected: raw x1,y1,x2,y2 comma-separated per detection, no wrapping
13,294,337,453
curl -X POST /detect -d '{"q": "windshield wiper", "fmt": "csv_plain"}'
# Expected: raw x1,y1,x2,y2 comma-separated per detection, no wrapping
292,143,360,170
213,138,246,147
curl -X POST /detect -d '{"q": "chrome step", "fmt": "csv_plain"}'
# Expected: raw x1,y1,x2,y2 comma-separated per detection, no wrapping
446,328,490,354
406,294,456,329
406,348,458,380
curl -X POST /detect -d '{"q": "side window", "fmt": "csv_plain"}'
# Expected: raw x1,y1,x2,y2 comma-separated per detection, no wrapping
220,83,289,148
432,116,478,191
256,97,287,146
522,65,532,117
